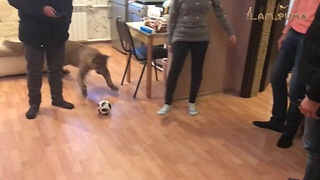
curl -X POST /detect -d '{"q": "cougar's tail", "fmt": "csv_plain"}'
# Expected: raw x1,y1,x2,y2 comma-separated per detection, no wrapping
0,40,25,56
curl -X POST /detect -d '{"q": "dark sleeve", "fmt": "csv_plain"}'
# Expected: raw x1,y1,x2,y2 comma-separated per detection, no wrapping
299,39,320,103
167,0,179,45
211,0,234,36
64,0,73,20
307,71,320,102
7,0,47,18
300,5,320,102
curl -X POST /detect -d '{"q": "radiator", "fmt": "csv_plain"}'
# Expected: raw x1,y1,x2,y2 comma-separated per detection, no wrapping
69,9,88,41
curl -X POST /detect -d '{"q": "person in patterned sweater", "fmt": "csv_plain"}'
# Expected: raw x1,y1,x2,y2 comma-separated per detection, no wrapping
158,0,236,116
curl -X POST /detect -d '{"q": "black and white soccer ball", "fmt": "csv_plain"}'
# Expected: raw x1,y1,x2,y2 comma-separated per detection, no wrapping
98,100,112,115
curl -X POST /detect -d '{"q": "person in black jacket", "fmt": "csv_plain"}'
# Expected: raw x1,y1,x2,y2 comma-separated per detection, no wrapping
8,0,75,119
299,5,320,180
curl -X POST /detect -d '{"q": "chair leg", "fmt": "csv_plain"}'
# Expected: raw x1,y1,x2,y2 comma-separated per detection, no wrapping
121,53,132,85
153,59,158,81
133,63,147,98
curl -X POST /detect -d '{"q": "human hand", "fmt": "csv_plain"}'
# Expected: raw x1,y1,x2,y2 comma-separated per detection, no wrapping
229,35,236,46
277,33,286,50
300,96,320,119
167,45,172,53
43,6,60,17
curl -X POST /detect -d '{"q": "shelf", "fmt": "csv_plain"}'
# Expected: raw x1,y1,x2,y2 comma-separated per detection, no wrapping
73,4,87,7
91,4,109,8
87,38,110,42
73,4,109,8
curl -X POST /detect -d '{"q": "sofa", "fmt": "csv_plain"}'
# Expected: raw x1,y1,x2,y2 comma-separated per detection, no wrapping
0,0,48,77
0,0,28,77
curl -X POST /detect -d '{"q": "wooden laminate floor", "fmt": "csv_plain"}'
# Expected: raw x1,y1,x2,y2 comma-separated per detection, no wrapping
0,42,306,180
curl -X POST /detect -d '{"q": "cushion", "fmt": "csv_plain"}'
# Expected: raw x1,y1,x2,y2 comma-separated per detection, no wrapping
0,0,18,21
135,45,168,61
0,0,19,39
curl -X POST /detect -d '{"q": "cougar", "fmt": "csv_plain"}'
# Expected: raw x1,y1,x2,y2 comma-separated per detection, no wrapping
2,40,119,97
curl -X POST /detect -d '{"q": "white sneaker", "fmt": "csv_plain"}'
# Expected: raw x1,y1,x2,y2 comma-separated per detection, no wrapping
157,104,171,115
189,103,198,116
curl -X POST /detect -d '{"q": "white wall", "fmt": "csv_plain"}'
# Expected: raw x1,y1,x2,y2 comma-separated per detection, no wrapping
72,0,109,41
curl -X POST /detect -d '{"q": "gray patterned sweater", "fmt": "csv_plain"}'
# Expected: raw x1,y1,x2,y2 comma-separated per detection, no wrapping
167,0,234,45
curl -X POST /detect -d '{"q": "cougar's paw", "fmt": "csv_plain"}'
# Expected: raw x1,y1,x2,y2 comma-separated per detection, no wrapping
81,89,88,97
62,69,70,74
110,85,119,91
81,85,88,97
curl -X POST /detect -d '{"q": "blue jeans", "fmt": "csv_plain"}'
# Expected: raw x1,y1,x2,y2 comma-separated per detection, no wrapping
303,118,320,180
270,28,306,137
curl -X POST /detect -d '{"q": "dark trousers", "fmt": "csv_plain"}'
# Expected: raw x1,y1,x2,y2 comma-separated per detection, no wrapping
269,29,306,137
165,41,209,105
25,43,65,106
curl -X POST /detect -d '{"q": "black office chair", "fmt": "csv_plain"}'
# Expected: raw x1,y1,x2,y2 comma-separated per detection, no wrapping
116,17,167,98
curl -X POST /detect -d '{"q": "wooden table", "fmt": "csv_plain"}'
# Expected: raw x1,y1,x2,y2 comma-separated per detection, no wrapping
126,22,167,99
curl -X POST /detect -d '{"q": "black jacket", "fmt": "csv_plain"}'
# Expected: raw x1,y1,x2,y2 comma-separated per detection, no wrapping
8,0,73,46
300,5,320,102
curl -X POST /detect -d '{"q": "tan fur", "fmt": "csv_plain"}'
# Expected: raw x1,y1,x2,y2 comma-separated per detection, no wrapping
1,40,118,97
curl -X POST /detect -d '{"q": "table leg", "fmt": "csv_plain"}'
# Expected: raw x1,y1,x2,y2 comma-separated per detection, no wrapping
146,37,153,99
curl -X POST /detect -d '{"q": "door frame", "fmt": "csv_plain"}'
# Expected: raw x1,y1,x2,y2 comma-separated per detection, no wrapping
240,0,288,98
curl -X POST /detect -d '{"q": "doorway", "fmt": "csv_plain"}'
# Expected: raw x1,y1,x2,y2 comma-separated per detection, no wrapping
240,0,291,98
259,0,291,92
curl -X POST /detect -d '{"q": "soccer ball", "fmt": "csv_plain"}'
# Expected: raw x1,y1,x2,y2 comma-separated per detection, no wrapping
98,100,112,115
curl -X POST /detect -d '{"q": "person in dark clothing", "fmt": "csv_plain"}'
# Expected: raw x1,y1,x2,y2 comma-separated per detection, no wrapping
299,4,320,180
253,0,320,149
8,0,75,119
